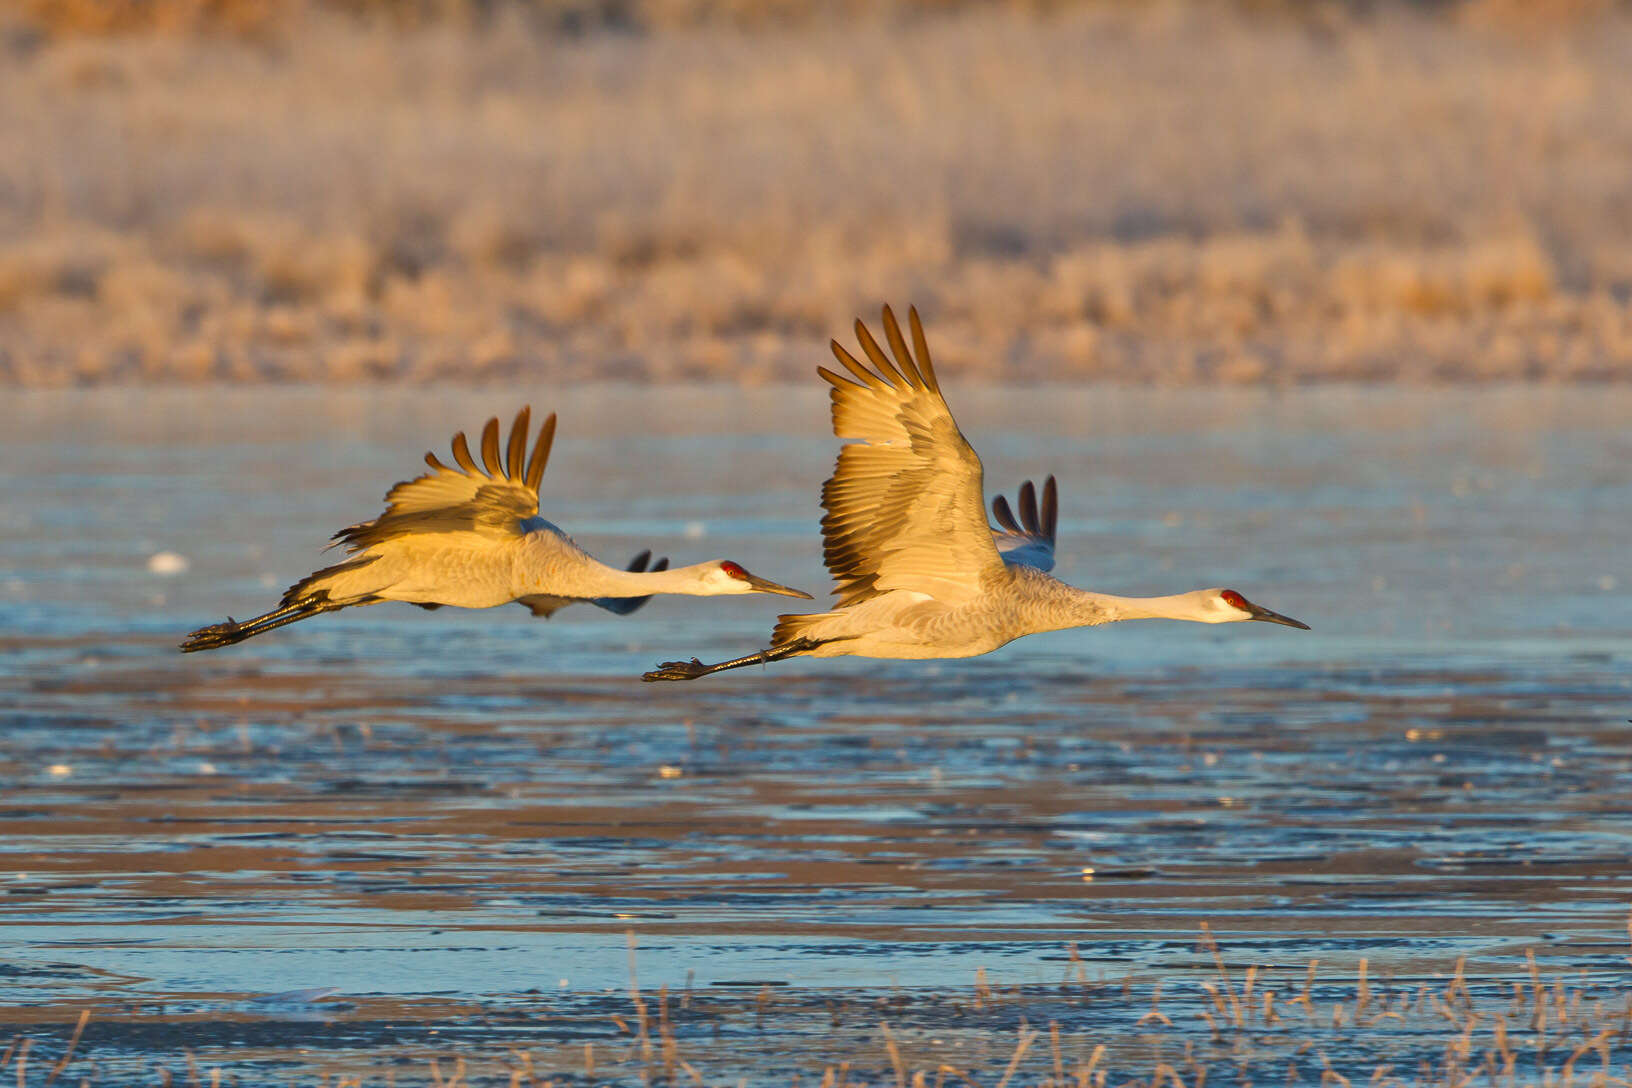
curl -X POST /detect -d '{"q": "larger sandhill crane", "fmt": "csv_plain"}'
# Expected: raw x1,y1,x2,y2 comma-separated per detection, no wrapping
644,306,1306,681
181,407,809,653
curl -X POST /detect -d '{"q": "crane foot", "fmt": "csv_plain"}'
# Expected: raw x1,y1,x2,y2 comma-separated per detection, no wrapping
643,658,712,682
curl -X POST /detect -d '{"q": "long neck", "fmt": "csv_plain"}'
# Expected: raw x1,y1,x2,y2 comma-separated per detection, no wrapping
1035,585,1210,632
573,560,722,599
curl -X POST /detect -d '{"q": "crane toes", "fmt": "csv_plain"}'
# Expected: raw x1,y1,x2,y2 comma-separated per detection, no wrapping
642,658,710,682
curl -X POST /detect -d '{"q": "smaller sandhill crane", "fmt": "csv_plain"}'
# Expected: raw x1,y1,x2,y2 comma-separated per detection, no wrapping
181,408,810,653
644,306,1306,681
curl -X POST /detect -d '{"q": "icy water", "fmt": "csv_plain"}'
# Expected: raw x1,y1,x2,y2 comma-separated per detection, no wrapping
1,385,1630,1084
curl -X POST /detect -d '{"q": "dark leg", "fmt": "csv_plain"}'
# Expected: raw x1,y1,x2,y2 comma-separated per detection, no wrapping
642,638,819,682
179,594,366,653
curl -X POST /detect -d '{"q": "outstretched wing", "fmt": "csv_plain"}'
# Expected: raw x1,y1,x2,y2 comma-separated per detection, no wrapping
991,476,1058,573
818,305,1006,609
515,550,670,619
331,407,555,553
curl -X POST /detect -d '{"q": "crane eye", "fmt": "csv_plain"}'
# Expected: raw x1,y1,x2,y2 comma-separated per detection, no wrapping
1220,590,1247,610
719,561,749,580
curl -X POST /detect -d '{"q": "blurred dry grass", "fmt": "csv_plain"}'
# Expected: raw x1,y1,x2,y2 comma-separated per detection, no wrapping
3,2,1632,385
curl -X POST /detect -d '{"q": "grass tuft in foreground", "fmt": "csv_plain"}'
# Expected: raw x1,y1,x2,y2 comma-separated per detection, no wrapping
4,922,1630,1086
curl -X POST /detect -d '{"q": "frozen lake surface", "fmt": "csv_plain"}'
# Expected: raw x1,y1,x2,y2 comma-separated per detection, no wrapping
1,385,1629,1083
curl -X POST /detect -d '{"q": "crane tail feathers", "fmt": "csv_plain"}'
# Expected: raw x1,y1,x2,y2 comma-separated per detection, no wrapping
1042,475,1058,540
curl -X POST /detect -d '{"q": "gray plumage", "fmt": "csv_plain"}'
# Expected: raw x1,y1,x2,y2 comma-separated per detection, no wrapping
644,305,1306,682
181,407,809,653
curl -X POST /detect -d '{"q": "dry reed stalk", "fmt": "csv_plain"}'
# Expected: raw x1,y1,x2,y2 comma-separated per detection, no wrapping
1063,943,1083,990
1561,1026,1615,1081
1197,926,1246,1026
974,967,994,1009
626,931,652,1064
1076,1043,1106,1088
1049,1021,1064,1084
1151,1062,1184,1088
1317,1051,1350,1086
1137,981,1174,1028
43,1010,89,1087
992,1026,1037,1088
507,1048,535,1088
1443,955,1471,1010
659,984,678,1078
1296,962,1320,1016
755,985,773,1029
880,1022,906,1088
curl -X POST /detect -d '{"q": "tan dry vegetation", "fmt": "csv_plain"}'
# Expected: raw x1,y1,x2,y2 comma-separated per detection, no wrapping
5,927,1631,1086
3,4,1632,385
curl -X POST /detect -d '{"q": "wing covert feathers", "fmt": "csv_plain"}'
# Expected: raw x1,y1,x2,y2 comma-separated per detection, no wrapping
817,305,1004,609
332,407,554,553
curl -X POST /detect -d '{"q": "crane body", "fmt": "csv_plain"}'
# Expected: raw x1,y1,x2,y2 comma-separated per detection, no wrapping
644,305,1306,682
181,408,809,653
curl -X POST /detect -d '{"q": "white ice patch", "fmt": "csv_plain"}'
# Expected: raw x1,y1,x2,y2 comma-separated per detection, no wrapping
147,551,190,575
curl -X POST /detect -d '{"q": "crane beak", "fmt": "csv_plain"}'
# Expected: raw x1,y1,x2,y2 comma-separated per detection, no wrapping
1246,601,1310,630
743,573,814,599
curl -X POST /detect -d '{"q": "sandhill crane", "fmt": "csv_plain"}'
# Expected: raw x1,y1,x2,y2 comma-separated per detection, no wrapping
181,407,810,653
643,306,1306,681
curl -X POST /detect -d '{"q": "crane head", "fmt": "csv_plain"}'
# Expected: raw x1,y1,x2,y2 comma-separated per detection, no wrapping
707,561,813,599
1211,588,1309,629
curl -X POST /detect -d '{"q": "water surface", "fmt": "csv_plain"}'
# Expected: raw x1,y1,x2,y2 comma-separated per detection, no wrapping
1,386,1629,1082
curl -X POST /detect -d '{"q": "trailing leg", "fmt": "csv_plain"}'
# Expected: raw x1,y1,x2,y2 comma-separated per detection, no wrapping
642,638,820,682
180,594,364,653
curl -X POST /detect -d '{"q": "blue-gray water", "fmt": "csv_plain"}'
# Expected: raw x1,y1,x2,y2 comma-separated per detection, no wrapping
1,385,1629,1083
